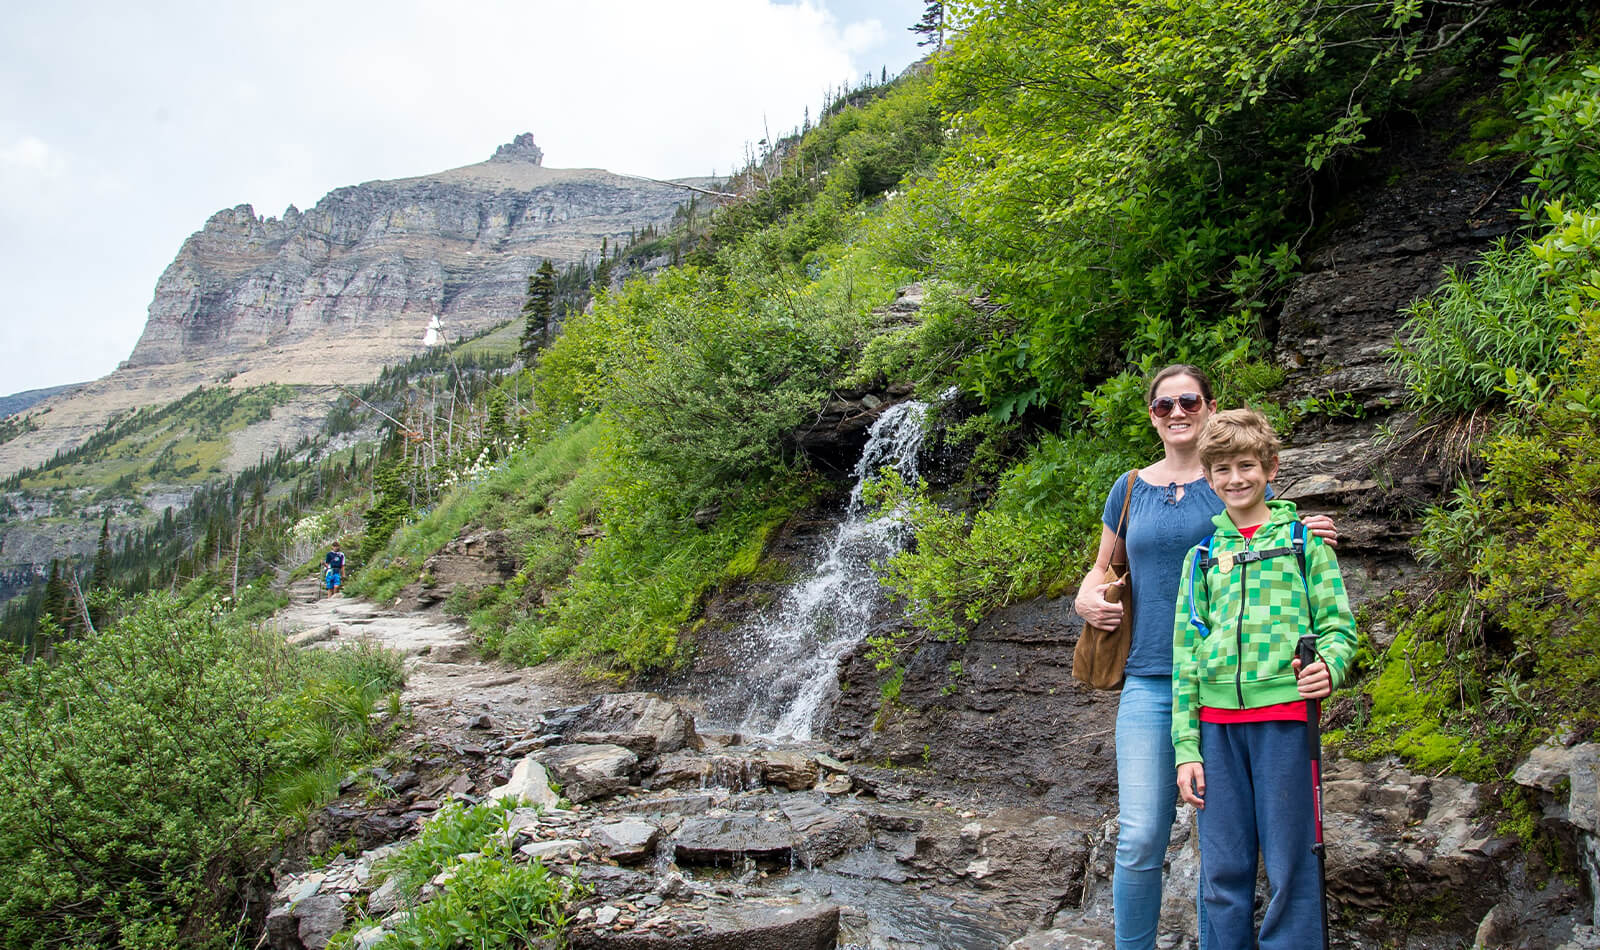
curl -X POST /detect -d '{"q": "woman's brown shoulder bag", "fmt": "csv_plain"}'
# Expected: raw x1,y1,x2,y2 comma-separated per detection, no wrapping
1072,468,1137,690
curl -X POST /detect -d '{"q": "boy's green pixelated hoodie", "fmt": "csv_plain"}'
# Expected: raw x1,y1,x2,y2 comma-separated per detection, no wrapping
1171,499,1356,766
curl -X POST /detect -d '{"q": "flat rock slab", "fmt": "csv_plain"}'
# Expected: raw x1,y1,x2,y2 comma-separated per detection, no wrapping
570,901,839,950
593,819,661,864
673,813,792,866
1006,928,1110,949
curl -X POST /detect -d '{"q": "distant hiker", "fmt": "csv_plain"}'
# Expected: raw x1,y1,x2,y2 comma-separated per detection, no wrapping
1172,409,1356,950
324,543,345,597
1073,365,1338,950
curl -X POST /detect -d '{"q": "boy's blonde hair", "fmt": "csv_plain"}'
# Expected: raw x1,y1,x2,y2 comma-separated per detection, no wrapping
1198,408,1281,469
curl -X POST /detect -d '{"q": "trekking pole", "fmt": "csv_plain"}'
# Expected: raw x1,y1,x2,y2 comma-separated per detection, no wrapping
1297,634,1330,950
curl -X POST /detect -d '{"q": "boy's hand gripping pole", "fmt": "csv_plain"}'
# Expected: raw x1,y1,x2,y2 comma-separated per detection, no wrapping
1297,634,1330,950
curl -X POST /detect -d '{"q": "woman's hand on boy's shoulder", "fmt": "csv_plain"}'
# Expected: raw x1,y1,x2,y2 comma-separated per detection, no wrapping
1301,513,1338,548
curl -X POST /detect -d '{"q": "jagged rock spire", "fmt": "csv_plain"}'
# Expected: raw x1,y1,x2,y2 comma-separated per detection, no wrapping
491,133,543,165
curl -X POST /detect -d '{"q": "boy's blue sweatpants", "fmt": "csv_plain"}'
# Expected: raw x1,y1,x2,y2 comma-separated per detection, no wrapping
1197,720,1325,950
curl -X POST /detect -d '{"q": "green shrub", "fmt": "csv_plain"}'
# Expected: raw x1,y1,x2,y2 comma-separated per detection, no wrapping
331,799,578,950
1390,239,1574,414
0,593,404,948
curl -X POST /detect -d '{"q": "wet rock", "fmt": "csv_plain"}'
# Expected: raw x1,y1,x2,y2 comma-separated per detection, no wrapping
1007,929,1110,949
539,743,639,803
833,597,1119,818
757,749,817,790
568,900,839,949
581,864,655,899
674,813,793,866
613,792,721,816
790,388,918,477
594,819,661,864
646,752,762,792
781,799,869,867
488,756,561,808
567,692,698,756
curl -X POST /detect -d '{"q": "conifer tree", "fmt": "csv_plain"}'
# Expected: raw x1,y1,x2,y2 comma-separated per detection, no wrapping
87,515,113,627
42,559,68,645
910,1,944,48
519,259,558,363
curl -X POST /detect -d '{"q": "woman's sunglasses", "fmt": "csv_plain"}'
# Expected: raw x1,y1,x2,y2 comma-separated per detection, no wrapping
1149,393,1205,417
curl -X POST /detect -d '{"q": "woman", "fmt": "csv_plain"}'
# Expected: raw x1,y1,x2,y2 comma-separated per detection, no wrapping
1074,364,1335,950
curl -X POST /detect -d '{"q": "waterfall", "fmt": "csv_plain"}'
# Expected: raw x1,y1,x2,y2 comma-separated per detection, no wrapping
728,400,928,741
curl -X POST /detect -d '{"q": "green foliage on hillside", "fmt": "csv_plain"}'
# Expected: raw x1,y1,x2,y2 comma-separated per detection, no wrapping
0,593,403,948
1339,40,1600,779
3,384,298,494
919,0,1436,420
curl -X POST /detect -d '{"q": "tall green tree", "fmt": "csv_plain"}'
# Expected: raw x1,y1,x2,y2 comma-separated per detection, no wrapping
910,1,944,48
519,259,557,363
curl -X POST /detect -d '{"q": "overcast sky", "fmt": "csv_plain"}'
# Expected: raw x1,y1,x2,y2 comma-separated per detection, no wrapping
0,0,930,397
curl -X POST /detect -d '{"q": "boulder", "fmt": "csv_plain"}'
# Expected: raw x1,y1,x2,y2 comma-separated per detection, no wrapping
567,692,698,756
645,752,762,792
593,819,661,864
488,756,561,808
538,743,639,803
757,749,817,790
781,799,869,867
294,893,346,950
673,813,793,866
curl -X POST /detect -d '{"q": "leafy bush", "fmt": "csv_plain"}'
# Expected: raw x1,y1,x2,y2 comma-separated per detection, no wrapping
1390,239,1574,414
331,799,578,950
0,594,403,948
501,472,811,673
925,0,1430,417
1362,106,1600,777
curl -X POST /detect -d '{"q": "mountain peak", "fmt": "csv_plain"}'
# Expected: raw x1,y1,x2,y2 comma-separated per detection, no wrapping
490,133,544,165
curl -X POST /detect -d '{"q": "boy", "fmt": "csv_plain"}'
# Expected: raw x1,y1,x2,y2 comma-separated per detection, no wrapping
1172,409,1355,950
324,543,345,598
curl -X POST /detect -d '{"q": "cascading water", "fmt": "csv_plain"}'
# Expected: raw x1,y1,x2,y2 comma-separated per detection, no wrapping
726,400,928,741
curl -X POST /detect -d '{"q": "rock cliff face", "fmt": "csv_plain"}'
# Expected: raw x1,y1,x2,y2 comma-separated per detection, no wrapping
127,134,687,374
0,135,698,477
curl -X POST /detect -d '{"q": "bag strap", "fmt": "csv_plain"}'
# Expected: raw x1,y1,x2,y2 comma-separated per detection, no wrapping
1109,469,1138,572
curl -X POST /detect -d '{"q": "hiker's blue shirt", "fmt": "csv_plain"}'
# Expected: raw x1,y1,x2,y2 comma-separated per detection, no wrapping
1101,472,1257,678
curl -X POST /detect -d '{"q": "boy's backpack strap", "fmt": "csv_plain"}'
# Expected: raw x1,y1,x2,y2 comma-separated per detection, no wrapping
1187,533,1215,639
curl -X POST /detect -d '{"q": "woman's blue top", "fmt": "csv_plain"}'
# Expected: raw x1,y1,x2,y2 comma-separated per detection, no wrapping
1100,471,1227,678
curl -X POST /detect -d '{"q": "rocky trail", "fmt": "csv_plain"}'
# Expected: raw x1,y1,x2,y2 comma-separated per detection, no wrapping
263,578,1119,950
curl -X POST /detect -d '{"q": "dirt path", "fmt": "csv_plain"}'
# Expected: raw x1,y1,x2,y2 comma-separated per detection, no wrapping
273,577,589,734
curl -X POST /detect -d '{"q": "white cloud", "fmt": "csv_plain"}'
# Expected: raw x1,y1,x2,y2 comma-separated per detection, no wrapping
0,137,63,175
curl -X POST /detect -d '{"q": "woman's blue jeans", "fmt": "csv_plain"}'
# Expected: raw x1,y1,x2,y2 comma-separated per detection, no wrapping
1114,673,1192,950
